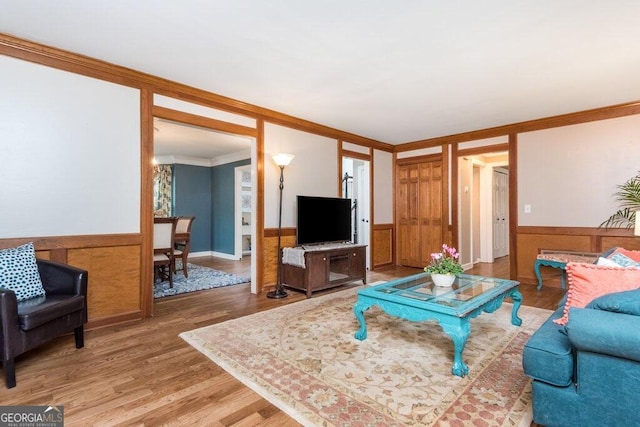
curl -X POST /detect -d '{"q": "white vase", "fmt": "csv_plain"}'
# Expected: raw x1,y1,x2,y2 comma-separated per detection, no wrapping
431,273,456,287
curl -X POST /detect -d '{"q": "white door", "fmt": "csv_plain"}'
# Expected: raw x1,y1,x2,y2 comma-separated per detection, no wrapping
355,160,371,269
342,157,371,270
492,168,509,258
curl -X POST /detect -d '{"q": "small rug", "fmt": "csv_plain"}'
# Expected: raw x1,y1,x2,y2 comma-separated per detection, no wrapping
181,288,550,426
154,263,250,298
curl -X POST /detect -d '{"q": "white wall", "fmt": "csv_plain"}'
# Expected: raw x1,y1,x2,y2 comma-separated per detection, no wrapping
263,123,338,228
343,141,369,154
519,114,640,227
373,149,393,223
0,56,140,238
459,136,507,149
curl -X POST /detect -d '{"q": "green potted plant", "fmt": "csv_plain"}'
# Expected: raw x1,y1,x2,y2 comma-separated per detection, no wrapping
424,244,464,287
600,171,640,229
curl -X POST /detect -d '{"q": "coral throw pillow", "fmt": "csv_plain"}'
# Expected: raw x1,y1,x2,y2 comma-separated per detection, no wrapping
609,247,640,263
553,262,640,325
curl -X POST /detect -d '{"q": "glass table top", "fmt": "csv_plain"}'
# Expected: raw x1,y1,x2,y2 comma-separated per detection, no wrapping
358,273,519,315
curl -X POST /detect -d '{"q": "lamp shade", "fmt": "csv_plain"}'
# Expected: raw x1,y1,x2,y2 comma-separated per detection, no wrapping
272,153,294,167
635,210,640,236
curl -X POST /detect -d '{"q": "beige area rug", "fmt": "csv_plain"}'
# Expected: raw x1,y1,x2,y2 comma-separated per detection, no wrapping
180,288,551,426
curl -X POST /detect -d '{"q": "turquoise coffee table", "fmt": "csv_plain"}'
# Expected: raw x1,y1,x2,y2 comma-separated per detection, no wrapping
354,273,522,377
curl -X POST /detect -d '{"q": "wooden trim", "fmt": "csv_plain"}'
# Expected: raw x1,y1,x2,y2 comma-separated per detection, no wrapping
457,143,509,157
338,141,343,196
392,152,398,265
49,249,67,264
451,143,459,250
86,311,143,330
373,223,394,229
342,149,371,161
256,120,265,293
442,144,450,246
0,33,389,153
508,134,518,280
396,101,640,151
369,147,375,270
395,153,442,166
153,106,258,137
264,117,392,152
3,32,639,154
140,88,154,318
0,33,149,90
517,226,637,237
0,234,142,250
264,227,297,238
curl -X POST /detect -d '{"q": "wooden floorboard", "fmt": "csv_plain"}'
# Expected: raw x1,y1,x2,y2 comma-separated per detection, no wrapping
0,256,561,426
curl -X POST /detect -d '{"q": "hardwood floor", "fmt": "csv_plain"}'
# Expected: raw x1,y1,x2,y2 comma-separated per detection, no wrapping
1,256,562,426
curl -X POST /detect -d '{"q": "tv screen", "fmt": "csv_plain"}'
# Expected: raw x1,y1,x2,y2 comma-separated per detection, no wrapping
296,196,352,246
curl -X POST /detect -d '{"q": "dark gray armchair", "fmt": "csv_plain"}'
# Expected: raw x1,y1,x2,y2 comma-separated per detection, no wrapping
0,259,88,388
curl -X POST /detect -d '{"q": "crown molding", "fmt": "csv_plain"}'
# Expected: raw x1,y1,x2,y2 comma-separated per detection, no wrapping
0,32,390,152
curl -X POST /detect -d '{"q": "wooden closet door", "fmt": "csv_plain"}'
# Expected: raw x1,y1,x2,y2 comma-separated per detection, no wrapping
419,161,443,266
396,159,443,268
397,164,420,266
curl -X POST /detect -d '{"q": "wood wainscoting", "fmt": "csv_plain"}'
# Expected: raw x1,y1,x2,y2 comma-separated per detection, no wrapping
0,234,143,329
516,226,640,287
372,223,393,268
262,227,297,292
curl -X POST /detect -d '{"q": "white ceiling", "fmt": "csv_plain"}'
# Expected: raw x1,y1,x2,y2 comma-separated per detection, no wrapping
153,118,251,163
2,1,640,147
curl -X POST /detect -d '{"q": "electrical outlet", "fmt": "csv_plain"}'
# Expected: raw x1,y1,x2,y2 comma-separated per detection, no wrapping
524,204,532,214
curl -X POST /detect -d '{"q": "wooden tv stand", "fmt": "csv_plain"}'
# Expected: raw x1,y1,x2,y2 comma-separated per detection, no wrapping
281,243,367,298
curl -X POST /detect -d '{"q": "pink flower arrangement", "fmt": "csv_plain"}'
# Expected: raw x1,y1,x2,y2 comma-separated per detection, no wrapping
424,244,464,275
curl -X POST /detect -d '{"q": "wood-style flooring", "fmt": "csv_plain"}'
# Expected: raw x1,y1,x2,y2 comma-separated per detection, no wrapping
1,256,562,426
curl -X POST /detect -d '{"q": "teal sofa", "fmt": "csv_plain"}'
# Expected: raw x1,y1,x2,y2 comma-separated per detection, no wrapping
522,290,640,426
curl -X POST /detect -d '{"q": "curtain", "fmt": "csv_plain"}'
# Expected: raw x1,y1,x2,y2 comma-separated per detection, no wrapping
153,164,173,217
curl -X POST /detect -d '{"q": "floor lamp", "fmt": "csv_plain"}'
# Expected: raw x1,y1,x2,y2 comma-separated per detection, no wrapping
267,153,294,299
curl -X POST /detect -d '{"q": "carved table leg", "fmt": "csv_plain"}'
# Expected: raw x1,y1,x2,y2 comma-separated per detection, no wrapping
440,321,471,377
534,260,543,289
353,299,372,341
510,288,523,326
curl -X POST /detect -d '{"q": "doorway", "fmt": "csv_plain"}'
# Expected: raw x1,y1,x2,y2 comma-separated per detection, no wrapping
457,152,509,268
342,157,371,269
153,117,256,297
492,167,509,259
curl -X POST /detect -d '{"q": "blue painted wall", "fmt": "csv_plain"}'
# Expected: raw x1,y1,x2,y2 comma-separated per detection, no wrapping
211,159,250,254
172,159,250,255
172,164,212,252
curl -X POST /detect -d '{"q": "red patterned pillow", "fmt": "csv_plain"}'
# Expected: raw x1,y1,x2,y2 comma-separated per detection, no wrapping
553,262,640,325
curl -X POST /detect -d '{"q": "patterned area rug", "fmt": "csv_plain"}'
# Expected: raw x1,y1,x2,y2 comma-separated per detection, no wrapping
181,288,551,426
154,263,250,298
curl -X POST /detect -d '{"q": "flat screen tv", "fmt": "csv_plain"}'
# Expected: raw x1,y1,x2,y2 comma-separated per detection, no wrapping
296,195,352,246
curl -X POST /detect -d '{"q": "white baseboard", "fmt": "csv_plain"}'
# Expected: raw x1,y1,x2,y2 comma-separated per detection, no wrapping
188,251,242,261
211,251,241,261
189,251,214,259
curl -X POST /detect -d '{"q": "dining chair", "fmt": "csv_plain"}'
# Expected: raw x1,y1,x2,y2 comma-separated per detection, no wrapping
153,217,176,288
173,216,196,277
